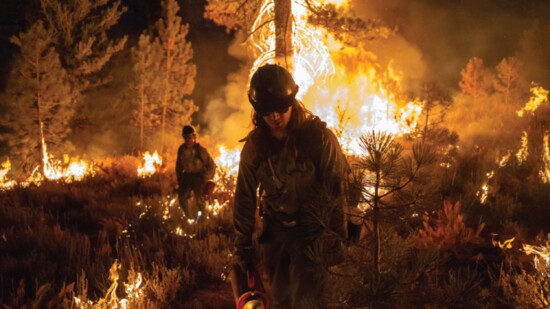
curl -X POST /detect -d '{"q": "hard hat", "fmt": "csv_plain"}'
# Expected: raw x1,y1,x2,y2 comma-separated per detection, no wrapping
248,64,299,115
182,125,195,136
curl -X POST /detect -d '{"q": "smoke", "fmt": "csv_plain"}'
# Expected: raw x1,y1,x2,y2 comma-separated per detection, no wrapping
201,31,254,149
352,0,550,92
200,0,550,152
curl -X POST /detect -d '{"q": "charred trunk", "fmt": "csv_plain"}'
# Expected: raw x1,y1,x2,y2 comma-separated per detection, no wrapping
274,0,293,69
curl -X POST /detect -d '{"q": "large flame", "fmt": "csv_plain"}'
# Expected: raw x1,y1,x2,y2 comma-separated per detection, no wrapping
215,145,241,177
137,151,162,177
249,0,422,156
517,84,549,117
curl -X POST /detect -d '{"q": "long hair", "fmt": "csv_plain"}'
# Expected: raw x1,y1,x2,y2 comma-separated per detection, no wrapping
247,100,313,160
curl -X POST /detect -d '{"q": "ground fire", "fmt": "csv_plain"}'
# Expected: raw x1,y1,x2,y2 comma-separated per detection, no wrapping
1,0,550,307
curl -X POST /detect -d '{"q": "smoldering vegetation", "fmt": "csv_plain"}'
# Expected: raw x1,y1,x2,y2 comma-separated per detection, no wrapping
0,157,236,308
1,123,550,308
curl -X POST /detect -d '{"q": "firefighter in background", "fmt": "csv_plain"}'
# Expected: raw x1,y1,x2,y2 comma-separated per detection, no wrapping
232,64,361,308
176,125,216,220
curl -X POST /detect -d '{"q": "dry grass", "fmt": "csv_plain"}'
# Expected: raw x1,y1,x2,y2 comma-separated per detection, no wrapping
0,160,548,308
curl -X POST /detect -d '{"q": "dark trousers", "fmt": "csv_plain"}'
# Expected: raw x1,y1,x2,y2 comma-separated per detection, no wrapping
261,218,339,308
178,173,205,218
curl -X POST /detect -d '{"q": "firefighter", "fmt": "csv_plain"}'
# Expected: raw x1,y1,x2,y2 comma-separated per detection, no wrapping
233,64,360,308
176,125,216,220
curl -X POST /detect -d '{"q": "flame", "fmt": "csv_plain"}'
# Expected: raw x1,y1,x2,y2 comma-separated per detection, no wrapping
476,171,494,204
523,235,550,276
517,84,549,117
516,131,529,164
0,159,17,190
249,0,422,156
215,145,241,176
206,199,229,216
492,235,515,249
499,152,511,167
540,131,550,183
75,260,145,308
42,154,90,182
137,151,162,177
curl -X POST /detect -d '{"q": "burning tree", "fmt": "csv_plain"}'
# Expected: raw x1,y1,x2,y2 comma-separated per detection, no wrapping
1,21,74,173
135,0,197,151
205,0,391,68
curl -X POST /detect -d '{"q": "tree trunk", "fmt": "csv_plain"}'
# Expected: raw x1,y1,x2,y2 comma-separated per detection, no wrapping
274,0,293,69
373,169,381,273
34,53,46,175
139,81,145,154
161,48,172,152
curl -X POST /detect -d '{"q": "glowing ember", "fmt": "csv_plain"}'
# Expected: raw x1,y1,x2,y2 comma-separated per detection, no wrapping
207,199,229,216
137,151,162,177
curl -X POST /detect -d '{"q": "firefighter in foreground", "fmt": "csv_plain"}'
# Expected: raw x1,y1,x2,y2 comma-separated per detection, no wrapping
176,125,216,220
232,64,359,308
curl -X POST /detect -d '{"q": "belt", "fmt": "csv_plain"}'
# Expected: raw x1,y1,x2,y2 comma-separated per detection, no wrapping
263,208,299,228
280,220,297,228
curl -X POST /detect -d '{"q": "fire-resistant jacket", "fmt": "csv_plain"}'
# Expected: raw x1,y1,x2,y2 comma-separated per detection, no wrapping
176,143,216,185
233,117,350,250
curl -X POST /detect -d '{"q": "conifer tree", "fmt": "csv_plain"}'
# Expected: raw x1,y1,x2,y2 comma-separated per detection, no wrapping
39,0,128,94
418,82,453,144
131,34,163,153
494,57,525,106
205,0,390,67
459,57,493,106
151,0,197,150
1,21,74,172
354,131,435,273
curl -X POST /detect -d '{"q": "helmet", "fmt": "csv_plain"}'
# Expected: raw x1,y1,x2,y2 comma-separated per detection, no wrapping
248,64,299,115
182,125,195,136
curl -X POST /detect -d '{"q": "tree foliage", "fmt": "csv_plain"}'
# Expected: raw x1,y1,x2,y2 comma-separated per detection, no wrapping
353,131,436,272
1,21,74,172
144,0,197,150
39,0,128,93
494,57,525,106
204,0,392,53
459,57,493,104
203,0,260,33
417,82,453,142
305,1,394,46
131,34,163,152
